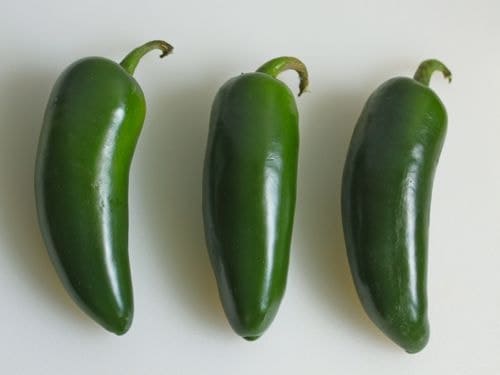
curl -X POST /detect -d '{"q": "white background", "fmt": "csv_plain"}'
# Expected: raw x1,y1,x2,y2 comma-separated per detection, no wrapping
1,0,499,373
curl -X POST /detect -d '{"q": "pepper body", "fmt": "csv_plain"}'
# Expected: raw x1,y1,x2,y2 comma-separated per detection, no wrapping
203,59,307,340
35,41,172,334
341,63,449,353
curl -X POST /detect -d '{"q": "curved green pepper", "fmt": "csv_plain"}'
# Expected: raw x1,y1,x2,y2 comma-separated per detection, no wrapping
203,57,308,340
341,59,451,353
35,40,173,335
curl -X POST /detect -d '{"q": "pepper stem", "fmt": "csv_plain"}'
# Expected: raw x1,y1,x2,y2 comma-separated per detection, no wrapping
256,56,309,96
413,59,452,86
120,40,173,75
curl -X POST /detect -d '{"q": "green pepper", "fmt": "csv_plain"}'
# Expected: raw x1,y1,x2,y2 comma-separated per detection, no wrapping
35,40,173,335
341,59,451,353
202,57,308,340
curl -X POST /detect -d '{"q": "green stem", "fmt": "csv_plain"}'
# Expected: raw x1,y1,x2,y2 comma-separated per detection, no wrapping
120,40,173,75
256,56,309,96
413,59,452,86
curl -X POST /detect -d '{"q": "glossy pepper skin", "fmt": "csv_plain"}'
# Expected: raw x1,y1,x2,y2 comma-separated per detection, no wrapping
35,41,173,335
341,60,451,353
203,57,308,340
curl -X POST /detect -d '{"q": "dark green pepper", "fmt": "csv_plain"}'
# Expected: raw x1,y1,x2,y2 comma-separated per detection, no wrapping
341,59,451,353
35,40,173,335
203,57,308,340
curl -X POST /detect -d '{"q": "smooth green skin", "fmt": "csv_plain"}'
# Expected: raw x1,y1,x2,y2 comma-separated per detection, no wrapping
203,72,299,340
35,57,145,334
341,77,447,353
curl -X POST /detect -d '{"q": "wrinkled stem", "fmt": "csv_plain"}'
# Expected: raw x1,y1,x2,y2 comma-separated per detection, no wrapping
413,59,452,86
120,40,173,75
256,56,309,96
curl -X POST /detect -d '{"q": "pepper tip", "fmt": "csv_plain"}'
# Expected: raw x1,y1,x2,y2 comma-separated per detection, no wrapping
243,335,261,341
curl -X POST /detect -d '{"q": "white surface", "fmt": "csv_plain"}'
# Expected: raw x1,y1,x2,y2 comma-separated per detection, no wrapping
1,0,499,373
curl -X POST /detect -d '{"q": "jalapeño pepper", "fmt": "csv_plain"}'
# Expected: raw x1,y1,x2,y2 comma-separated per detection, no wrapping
35,40,173,335
341,59,451,353
203,57,308,340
